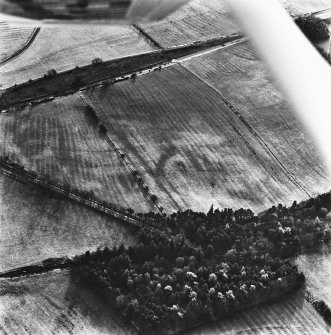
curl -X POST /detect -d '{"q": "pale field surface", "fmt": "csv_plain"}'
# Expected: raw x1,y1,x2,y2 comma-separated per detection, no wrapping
296,243,331,306
82,64,318,214
182,41,330,200
282,0,331,13
0,23,34,63
0,94,155,213
0,25,156,88
0,174,137,272
0,273,328,335
0,270,137,335
182,291,330,335
138,0,239,49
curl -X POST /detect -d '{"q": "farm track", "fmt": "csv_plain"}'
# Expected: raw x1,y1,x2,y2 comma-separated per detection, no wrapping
81,92,165,213
0,27,40,67
181,65,312,198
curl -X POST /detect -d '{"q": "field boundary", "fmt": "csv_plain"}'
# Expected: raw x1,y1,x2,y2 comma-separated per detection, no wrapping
0,33,243,111
0,257,71,279
312,7,331,16
132,24,164,50
81,92,165,213
0,158,153,229
0,27,40,67
181,65,311,198
305,289,331,324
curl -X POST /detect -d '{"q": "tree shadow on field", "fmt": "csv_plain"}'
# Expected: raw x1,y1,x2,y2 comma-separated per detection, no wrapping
179,291,311,335
52,269,137,335
289,290,305,312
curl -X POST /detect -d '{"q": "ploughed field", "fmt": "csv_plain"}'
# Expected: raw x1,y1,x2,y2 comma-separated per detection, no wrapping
0,38,328,214
0,173,137,272
0,25,156,88
283,0,331,13
0,23,35,66
0,270,137,335
0,271,328,335
181,41,329,199
82,43,329,213
1,5,331,335
296,243,331,307
0,0,240,90
183,291,329,335
0,94,155,213
137,0,240,49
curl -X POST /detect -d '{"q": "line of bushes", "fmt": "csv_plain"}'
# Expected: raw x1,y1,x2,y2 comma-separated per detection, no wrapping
84,104,161,209
312,299,331,324
0,257,71,278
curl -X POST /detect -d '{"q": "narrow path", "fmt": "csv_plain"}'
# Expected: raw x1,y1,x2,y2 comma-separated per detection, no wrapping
0,27,40,67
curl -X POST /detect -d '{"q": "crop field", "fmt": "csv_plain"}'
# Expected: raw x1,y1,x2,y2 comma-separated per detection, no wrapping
184,291,329,335
137,0,239,49
0,173,137,272
0,25,156,88
0,270,137,335
0,272,328,335
0,94,155,213
284,0,331,13
0,23,35,66
296,244,331,306
81,64,320,214
182,41,330,199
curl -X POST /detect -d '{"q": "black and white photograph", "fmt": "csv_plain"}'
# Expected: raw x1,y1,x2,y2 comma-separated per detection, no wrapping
1,0,331,334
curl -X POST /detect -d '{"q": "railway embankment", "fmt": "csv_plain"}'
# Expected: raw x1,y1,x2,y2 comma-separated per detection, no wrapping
0,33,242,111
